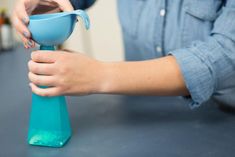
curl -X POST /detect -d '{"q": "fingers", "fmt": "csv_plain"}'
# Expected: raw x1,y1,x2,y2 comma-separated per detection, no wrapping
38,1,57,7
29,83,61,97
28,72,56,86
13,16,30,37
32,4,60,14
15,3,30,25
31,51,58,63
12,2,35,48
17,33,30,48
33,0,73,14
12,15,31,45
28,60,55,75
52,0,74,11
20,34,35,49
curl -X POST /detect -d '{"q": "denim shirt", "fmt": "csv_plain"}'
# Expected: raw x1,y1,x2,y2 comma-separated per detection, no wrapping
71,0,235,108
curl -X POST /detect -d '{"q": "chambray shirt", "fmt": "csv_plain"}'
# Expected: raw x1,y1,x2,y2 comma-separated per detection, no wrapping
70,0,235,108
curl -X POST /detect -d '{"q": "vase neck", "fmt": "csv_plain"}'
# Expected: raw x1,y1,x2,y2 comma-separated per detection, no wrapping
40,45,55,51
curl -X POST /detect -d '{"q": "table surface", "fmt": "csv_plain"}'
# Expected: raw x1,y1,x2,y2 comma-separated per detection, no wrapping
0,47,235,157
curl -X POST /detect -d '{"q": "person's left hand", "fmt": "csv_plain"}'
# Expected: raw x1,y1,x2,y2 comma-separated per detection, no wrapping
28,50,106,97
12,0,74,49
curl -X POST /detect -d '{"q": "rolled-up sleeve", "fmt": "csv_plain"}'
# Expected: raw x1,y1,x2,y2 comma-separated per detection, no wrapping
170,1,235,108
69,0,96,10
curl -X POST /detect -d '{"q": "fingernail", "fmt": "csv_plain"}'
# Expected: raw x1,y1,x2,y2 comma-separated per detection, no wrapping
24,42,28,49
23,17,29,24
28,40,33,47
23,32,29,38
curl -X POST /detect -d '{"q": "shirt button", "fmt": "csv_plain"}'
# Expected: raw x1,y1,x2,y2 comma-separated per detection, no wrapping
156,46,162,52
160,9,166,17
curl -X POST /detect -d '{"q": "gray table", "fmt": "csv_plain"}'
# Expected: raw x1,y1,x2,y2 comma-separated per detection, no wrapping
0,47,235,157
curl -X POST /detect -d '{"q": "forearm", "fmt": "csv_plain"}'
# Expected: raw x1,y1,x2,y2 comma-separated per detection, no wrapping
100,56,189,96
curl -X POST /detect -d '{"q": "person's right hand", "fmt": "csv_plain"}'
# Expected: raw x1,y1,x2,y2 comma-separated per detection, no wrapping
12,0,74,49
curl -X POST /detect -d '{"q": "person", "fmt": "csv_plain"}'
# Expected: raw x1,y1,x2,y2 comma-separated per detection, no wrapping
12,0,235,109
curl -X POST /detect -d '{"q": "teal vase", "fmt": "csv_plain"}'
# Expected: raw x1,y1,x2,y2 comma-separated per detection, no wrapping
27,9,90,148
27,46,72,147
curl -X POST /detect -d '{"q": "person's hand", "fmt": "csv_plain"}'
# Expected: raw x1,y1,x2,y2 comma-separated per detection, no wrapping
12,0,74,49
28,50,106,97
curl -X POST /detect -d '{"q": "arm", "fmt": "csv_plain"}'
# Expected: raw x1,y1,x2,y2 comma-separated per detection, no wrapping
101,56,189,96
28,51,189,97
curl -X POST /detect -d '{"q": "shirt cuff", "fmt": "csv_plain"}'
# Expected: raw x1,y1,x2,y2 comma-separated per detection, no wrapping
169,46,216,108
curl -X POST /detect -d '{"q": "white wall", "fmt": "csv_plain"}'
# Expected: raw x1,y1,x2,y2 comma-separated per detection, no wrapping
0,0,14,14
0,0,7,8
64,0,124,61
1,0,21,42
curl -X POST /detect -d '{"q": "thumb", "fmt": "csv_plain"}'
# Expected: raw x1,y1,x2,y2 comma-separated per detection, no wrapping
52,0,74,11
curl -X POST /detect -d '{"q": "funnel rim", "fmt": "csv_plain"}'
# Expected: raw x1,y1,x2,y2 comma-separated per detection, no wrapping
29,12,73,22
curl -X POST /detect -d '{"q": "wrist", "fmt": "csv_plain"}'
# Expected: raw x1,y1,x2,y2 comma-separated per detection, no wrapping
96,61,116,94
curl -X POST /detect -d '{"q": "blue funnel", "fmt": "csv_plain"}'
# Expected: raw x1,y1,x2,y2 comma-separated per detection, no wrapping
27,10,90,147
28,10,90,46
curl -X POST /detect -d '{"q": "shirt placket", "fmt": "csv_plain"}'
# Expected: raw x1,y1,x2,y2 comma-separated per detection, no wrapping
153,0,167,57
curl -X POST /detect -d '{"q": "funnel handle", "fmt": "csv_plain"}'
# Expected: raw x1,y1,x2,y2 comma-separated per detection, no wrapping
72,10,90,30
